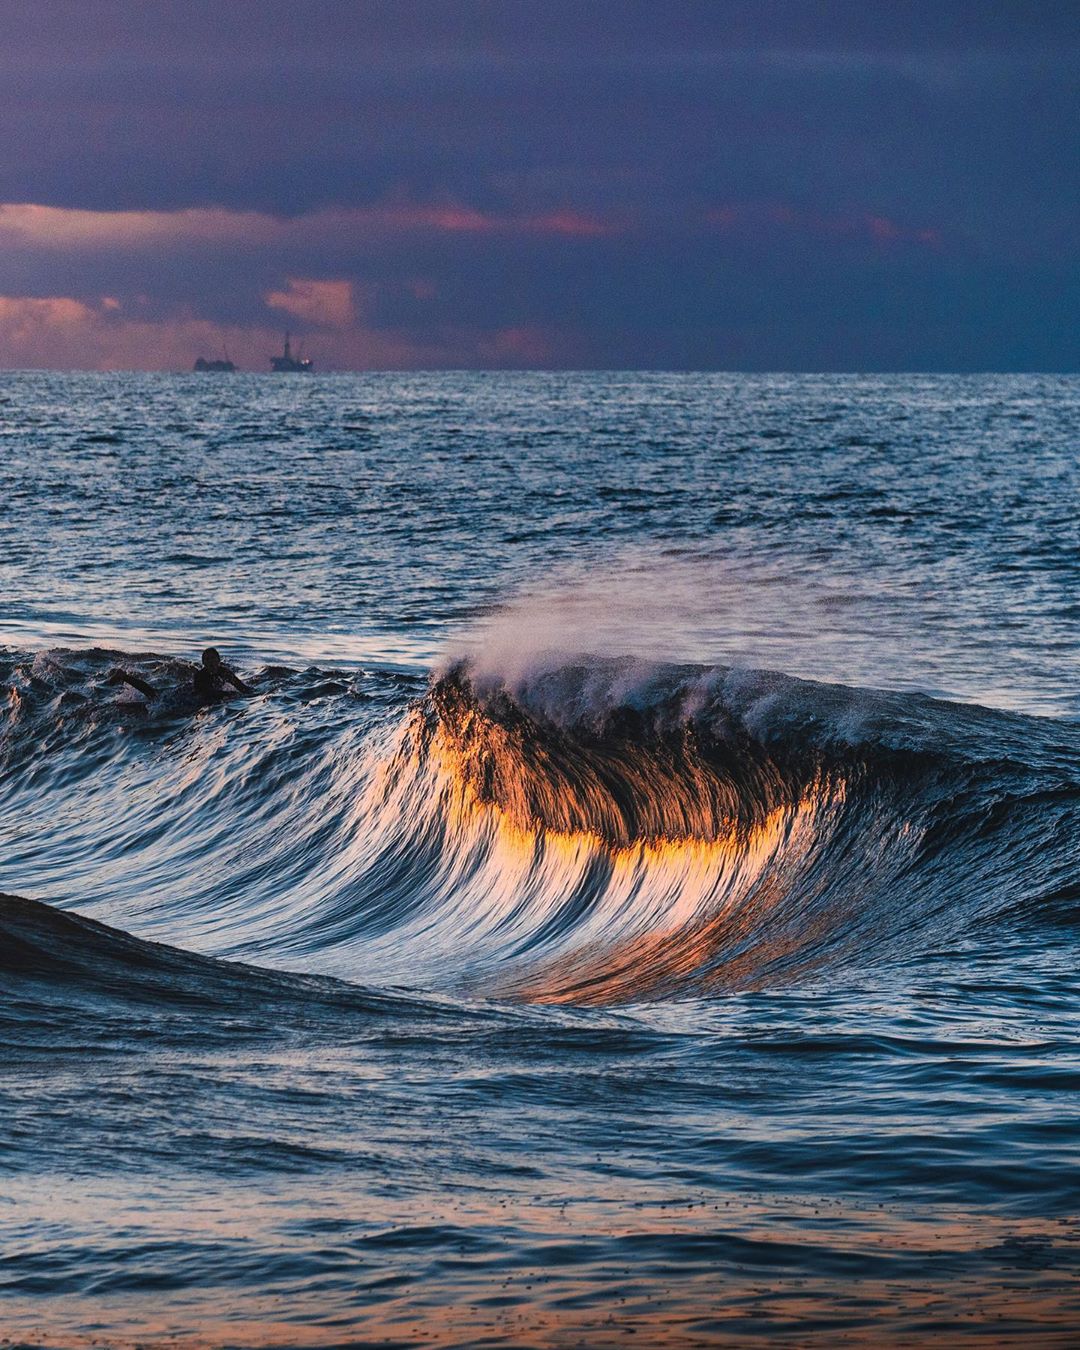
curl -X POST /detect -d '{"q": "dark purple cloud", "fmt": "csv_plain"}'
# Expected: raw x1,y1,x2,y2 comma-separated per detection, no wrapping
0,1,1076,369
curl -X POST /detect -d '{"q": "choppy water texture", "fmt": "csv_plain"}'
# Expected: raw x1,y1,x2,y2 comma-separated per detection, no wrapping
2,372,1079,1347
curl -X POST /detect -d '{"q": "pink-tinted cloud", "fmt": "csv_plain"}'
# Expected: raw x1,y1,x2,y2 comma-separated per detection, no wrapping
0,291,587,372
0,294,96,335
477,327,558,365
0,294,275,370
265,278,355,328
0,202,273,251
0,200,620,256
361,202,619,238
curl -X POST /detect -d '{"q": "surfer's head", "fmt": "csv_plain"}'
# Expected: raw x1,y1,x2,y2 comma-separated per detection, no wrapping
201,647,222,670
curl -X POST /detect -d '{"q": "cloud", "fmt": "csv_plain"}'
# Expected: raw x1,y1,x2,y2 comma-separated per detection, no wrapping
475,326,561,365
0,293,270,369
266,278,355,328
0,294,96,334
0,202,271,251
0,201,621,257
0,1,1074,370
0,290,589,372
373,204,618,238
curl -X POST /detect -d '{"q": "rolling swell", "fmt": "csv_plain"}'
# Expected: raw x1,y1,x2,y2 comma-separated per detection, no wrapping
0,890,464,1060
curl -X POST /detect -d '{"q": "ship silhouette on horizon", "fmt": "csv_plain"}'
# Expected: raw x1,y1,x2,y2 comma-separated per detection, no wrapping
193,346,236,373
270,332,313,372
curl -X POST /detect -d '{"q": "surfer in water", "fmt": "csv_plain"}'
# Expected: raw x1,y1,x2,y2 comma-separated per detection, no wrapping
107,647,254,703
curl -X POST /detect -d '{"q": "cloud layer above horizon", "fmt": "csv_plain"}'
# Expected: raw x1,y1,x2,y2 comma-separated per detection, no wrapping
1,0,1077,370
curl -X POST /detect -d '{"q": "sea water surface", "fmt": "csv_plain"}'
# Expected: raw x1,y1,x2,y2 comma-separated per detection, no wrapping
2,372,1079,1347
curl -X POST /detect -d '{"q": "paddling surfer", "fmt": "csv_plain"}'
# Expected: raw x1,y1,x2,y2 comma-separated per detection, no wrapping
107,647,254,703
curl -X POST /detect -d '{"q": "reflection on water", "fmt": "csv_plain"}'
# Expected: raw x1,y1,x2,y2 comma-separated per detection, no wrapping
5,1178,1078,1348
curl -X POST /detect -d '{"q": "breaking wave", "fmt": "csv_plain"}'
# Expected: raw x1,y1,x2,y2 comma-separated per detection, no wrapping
4,646,1079,1005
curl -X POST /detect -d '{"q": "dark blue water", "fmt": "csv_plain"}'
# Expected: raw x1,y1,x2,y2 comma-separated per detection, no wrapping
2,372,1079,1347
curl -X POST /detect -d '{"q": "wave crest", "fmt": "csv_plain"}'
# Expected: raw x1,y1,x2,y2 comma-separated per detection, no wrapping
427,659,856,848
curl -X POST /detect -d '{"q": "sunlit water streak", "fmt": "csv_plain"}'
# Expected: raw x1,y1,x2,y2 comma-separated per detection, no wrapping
2,372,1079,1347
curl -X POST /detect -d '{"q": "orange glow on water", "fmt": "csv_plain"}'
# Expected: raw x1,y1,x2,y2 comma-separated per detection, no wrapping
385,704,844,1004
3,1184,1075,1350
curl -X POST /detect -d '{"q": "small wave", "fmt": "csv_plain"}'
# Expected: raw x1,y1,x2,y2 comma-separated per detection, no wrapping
0,891,445,1024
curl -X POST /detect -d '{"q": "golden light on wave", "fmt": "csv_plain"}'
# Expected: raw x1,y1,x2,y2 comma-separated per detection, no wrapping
375,705,846,1004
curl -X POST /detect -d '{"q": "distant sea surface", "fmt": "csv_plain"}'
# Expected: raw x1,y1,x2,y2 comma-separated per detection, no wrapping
2,372,1079,1347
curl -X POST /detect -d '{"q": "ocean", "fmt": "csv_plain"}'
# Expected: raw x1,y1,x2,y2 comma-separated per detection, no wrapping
2,370,1079,1347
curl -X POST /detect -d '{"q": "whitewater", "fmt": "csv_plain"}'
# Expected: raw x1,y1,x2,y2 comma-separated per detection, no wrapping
2,371,1079,1347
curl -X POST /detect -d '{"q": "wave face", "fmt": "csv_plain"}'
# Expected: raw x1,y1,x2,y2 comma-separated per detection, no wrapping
394,657,1080,1000
6,645,1077,1006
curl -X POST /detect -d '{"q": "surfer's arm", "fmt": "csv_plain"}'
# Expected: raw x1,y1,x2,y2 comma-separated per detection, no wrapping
106,668,158,698
223,668,254,696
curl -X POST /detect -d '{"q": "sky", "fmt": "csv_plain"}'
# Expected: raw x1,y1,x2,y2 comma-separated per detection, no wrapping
0,0,1077,371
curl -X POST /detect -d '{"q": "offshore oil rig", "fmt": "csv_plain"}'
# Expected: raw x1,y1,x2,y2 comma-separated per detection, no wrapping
270,333,313,372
